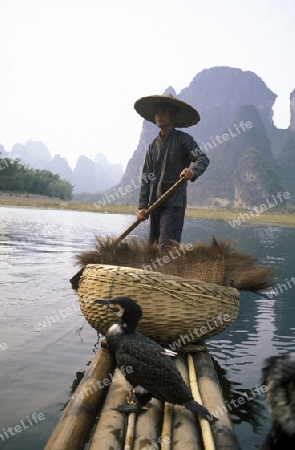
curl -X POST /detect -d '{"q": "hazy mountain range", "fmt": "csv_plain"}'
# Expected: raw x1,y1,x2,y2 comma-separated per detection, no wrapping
98,66,295,208
1,66,294,207
0,141,123,194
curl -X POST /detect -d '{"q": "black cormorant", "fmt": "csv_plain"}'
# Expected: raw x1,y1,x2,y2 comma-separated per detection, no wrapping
95,296,216,422
260,354,295,449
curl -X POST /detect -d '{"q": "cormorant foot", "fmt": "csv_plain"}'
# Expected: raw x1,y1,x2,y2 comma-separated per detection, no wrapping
126,390,152,407
100,339,108,349
112,404,148,414
127,391,139,404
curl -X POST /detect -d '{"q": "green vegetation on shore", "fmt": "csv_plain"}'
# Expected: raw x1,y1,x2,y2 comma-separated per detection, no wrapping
0,192,294,227
0,156,73,199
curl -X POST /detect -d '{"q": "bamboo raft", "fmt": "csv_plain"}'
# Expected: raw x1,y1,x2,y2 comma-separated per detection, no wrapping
45,345,241,450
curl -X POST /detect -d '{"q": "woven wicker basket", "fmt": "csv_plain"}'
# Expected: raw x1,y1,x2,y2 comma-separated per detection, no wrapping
78,264,240,345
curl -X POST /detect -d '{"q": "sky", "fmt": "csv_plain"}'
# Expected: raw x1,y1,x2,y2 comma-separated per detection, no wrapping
0,0,294,170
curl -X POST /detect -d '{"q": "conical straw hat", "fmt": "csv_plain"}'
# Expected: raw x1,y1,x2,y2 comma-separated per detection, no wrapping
134,94,200,128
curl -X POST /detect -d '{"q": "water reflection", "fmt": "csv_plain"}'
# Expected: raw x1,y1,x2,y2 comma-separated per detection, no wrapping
61,339,102,411
212,357,266,434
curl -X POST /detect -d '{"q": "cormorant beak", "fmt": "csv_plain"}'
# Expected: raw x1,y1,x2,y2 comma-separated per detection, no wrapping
94,299,120,314
95,299,112,306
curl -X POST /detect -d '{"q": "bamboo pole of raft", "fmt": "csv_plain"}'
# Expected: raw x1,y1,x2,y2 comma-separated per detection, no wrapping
172,354,203,450
187,354,215,450
113,176,187,245
192,351,241,450
88,368,131,450
45,348,115,450
125,413,137,450
161,402,173,450
133,398,163,450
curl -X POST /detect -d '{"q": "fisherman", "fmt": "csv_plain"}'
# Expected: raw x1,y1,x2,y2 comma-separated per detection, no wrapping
134,94,209,250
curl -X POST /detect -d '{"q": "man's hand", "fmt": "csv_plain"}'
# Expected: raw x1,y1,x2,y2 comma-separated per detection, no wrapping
137,209,148,221
180,168,194,180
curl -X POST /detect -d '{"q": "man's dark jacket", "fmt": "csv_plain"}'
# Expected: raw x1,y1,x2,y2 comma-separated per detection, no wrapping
139,129,209,209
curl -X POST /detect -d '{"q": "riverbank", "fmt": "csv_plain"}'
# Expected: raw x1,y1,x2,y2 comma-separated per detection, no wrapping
0,193,294,227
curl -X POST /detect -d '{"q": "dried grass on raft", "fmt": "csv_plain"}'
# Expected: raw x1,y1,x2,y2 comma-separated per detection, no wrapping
73,235,275,292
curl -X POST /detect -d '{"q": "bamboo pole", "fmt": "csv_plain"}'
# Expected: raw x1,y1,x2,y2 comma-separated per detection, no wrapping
88,368,131,450
192,350,241,450
133,398,163,450
45,348,115,450
113,177,187,245
124,413,137,450
161,402,173,450
173,354,203,450
188,354,215,450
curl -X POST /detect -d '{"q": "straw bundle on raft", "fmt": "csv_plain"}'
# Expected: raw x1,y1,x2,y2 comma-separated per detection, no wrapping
72,235,275,292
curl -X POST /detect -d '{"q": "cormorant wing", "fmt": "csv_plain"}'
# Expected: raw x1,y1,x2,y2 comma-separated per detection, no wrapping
115,332,192,405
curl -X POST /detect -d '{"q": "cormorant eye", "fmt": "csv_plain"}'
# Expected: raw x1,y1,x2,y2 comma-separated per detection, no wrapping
111,306,120,313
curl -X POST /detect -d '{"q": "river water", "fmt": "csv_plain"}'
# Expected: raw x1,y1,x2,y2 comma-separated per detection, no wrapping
0,206,294,450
